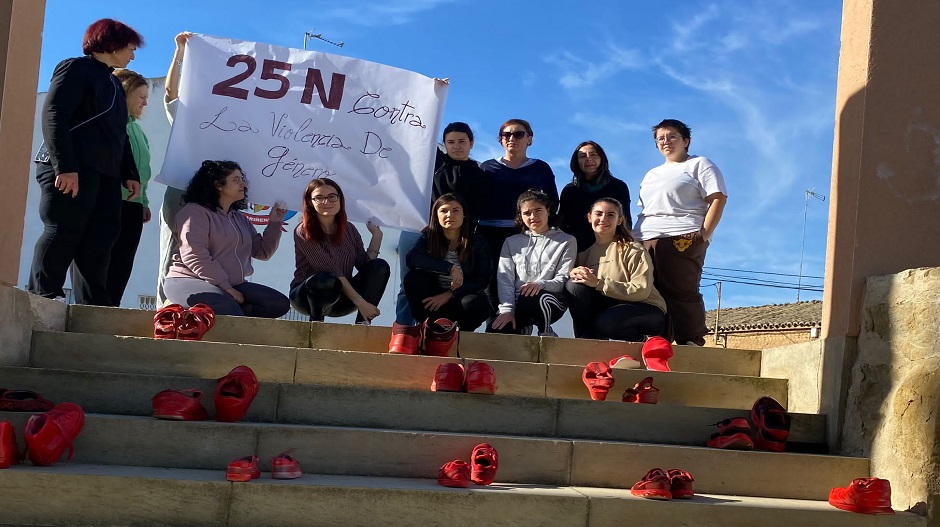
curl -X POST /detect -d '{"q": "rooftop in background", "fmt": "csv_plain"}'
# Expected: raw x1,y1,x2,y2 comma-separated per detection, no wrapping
706,300,823,332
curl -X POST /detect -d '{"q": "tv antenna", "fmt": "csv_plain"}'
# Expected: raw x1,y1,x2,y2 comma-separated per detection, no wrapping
304,30,344,50
797,188,826,301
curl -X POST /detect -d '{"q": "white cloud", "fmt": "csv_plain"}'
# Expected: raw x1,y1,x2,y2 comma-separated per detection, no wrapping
319,0,456,26
545,45,643,90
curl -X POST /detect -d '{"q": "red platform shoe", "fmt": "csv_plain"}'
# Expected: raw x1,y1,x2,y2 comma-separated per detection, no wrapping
271,449,303,479
437,459,470,488
667,468,695,499
470,443,498,486
706,417,754,450
153,304,184,339
24,402,85,466
829,478,894,514
642,337,673,372
431,363,465,392
0,389,55,412
215,366,258,422
631,468,673,500
151,389,209,421
423,318,457,357
622,376,659,404
226,455,260,482
388,322,421,354
464,361,496,394
0,421,22,469
582,361,615,401
751,396,790,452
178,303,215,341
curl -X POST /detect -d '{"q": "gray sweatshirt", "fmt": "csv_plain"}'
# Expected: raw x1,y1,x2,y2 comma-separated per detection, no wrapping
497,228,576,314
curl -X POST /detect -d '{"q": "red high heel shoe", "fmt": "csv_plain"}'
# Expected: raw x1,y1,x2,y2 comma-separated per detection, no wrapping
24,402,85,466
153,304,184,339
464,362,496,394
470,443,498,485
437,459,470,488
215,366,258,422
622,376,659,404
582,362,615,401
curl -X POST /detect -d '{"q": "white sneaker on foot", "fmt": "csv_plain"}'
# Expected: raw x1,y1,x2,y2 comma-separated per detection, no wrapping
538,326,558,337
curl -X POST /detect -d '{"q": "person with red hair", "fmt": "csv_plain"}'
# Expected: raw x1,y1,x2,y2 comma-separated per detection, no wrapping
290,178,390,323
29,18,145,305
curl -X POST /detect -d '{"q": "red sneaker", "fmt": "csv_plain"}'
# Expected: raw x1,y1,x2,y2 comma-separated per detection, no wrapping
178,304,215,341
751,396,790,452
829,478,894,514
0,421,22,469
226,455,260,482
430,363,465,392
423,318,457,357
151,389,209,421
582,362,615,401
631,468,672,500
153,304,184,339
470,443,498,485
642,337,673,372
464,361,496,394
0,389,55,412
215,366,259,422
388,322,421,355
706,417,754,450
24,402,85,466
271,449,303,479
667,468,695,499
437,459,470,488
622,376,659,404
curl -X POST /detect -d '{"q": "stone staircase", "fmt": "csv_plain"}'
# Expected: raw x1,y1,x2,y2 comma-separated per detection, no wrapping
0,305,928,526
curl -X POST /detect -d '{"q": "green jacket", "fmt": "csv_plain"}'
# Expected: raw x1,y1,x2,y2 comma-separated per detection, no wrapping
121,116,151,207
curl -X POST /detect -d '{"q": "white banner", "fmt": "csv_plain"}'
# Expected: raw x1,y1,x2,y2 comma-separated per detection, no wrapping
157,34,447,231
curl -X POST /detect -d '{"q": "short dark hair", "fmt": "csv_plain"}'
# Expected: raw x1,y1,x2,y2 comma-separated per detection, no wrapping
515,189,557,231
652,119,691,152
183,160,247,212
82,18,144,55
442,122,473,142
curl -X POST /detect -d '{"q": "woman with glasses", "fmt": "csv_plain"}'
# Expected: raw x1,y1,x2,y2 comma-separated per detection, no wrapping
634,119,728,346
559,141,633,253
290,178,390,324
164,160,290,317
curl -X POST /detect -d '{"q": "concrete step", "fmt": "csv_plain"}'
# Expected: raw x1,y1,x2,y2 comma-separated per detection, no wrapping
0,367,825,446
0,412,863,499
0,464,926,527
66,305,762,376
30,331,785,409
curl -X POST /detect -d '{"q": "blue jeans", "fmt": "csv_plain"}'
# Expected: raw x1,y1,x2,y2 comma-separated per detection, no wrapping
163,277,290,318
395,230,422,325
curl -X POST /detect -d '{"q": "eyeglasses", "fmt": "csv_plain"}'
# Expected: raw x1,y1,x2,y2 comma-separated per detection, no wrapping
655,134,683,144
500,130,528,140
311,193,340,204
229,175,248,184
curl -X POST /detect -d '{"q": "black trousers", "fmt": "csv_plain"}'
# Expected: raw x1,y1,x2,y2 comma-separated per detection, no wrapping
476,225,518,309
646,234,709,346
72,200,143,306
403,269,491,331
486,290,566,335
289,258,390,322
565,281,666,342
28,163,121,305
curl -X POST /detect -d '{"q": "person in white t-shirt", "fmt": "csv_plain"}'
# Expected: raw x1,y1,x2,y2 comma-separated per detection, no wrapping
633,119,727,346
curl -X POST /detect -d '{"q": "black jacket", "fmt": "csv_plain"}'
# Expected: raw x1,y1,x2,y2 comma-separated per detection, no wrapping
406,232,492,298
432,149,484,230
559,176,632,253
41,56,138,181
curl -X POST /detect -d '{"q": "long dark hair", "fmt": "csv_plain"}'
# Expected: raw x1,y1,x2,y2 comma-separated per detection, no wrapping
591,197,634,247
426,193,471,262
569,140,612,186
300,177,347,245
514,189,557,231
182,160,247,211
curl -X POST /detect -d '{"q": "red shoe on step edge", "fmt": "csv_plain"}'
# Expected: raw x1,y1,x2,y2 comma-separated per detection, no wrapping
437,459,470,488
706,417,754,450
631,468,673,500
24,402,85,466
667,468,695,499
151,389,209,421
0,389,55,412
271,449,303,479
609,354,641,369
177,303,215,341
226,455,260,482
464,361,496,394
582,362,615,401
470,443,498,485
153,304,184,339
431,363,465,392
388,321,421,354
751,396,790,452
622,376,659,404
215,366,259,422
641,336,673,372
423,318,457,357
829,478,894,514
0,421,22,469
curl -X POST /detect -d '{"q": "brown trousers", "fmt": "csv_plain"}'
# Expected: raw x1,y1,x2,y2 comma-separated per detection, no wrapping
644,232,709,346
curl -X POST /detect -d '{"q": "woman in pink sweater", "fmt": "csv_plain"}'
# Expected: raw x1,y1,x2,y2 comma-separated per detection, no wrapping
164,160,289,317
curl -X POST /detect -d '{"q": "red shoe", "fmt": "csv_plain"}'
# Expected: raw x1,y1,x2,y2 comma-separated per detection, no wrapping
388,322,421,354
437,459,470,488
470,443,498,485
24,402,85,466
423,318,457,357
609,355,640,369
751,396,790,452
226,455,260,482
271,449,303,479
178,304,215,341
642,337,673,372
464,361,496,394
153,304,184,339
631,468,672,500
0,389,55,412
829,478,894,515
0,421,22,469
667,468,695,499
582,362,615,401
622,376,659,404
215,366,259,422
706,417,754,450
430,363,465,392
151,389,209,421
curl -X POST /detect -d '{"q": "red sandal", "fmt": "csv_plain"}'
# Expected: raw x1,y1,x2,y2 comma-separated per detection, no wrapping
631,468,672,500
0,389,55,412
582,362,615,401
153,304,184,339
706,417,755,450
178,304,215,341
437,459,470,488
226,455,260,482
215,366,259,423
470,443,498,485
622,376,659,404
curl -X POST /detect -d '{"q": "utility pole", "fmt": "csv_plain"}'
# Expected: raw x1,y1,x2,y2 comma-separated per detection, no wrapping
714,281,722,347
303,30,344,50
797,188,826,302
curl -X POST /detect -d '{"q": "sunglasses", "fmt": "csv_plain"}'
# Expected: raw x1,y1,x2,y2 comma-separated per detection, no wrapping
500,130,528,140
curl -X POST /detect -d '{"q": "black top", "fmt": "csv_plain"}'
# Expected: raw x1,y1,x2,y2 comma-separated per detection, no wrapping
477,159,559,224
41,56,138,181
559,176,632,252
406,232,492,299
432,149,485,230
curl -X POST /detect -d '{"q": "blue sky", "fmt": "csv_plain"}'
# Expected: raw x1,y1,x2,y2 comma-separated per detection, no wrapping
31,0,841,321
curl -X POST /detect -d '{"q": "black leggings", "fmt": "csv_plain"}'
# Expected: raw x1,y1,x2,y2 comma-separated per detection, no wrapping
289,258,390,322
486,290,566,335
71,200,143,306
403,269,491,331
565,281,666,341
